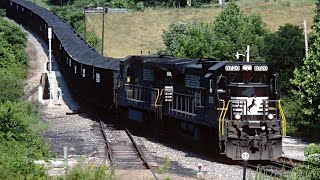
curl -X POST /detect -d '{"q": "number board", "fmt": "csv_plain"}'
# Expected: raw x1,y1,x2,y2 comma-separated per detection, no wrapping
254,65,268,71
225,65,240,71
164,86,173,102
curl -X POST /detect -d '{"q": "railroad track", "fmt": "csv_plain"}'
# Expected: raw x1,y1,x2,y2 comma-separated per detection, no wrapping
99,121,159,180
22,85,39,100
245,157,304,178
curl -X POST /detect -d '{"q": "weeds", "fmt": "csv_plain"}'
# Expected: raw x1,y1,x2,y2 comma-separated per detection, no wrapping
60,161,113,180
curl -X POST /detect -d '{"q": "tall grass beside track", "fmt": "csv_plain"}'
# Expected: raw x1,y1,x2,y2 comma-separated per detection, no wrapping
85,0,315,57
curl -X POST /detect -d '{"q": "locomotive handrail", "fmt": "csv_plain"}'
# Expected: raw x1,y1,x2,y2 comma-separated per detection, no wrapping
218,99,226,139
221,101,231,137
217,100,225,110
154,88,160,106
218,100,230,138
124,83,160,106
278,100,287,137
168,92,196,117
154,89,164,106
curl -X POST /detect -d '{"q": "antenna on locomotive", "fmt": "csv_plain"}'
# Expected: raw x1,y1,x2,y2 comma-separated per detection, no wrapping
235,45,250,62
246,45,250,62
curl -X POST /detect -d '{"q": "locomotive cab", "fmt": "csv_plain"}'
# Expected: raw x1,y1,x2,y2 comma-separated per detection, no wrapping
206,62,286,160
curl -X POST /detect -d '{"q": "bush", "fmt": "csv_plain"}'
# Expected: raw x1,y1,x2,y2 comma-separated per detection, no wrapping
0,9,6,17
0,16,51,179
0,101,51,178
61,162,113,180
291,143,320,179
0,71,24,103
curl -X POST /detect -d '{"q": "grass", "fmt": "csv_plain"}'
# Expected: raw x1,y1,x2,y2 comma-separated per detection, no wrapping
86,0,316,58
33,0,52,10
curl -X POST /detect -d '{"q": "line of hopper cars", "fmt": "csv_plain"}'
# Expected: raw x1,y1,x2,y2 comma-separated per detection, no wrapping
1,0,286,160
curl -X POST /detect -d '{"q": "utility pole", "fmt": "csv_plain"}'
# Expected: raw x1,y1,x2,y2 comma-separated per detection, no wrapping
48,27,52,74
101,7,105,55
48,27,53,105
303,19,309,59
84,8,86,39
83,1,86,39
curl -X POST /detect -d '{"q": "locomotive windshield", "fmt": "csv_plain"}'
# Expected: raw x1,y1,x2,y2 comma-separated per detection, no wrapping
228,71,267,84
229,86,268,97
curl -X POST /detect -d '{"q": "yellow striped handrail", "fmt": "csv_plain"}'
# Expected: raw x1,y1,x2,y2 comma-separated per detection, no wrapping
221,101,231,137
278,100,287,137
218,100,225,139
154,89,164,106
218,100,231,139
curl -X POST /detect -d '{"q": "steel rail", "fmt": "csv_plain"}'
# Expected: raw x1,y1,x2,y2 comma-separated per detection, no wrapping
125,129,159,180
243,157,305,179
99,121,115,165
22,85,40,100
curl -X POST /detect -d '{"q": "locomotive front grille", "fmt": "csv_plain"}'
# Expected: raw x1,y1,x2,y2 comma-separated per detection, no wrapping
230,96,269,116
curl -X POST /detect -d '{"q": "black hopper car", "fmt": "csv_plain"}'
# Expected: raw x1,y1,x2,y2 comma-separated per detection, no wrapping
0,0,287,160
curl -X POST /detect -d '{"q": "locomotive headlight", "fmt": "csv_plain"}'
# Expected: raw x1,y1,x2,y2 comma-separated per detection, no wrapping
235,114,241,120
242,65,252,71
261,126,266,130
267,114,274,120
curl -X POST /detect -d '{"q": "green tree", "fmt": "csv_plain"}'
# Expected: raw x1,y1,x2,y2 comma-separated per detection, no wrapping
291,0,320,127
162,21,215,58
0,16,50,179
263,24,305,95
162,2,269,61
211,3,268,61
291,143,320,179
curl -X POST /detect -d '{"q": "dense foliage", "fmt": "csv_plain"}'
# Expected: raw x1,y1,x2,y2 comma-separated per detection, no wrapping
0,14,50,178
263,24,305,95
291,143,320,179
162,2,269,60
60,162,113,180
289,0,320,136
212,4,268,61
162,21,215,58
53,0,215,9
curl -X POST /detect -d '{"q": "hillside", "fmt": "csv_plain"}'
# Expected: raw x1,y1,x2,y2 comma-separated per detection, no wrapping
85,0,315,57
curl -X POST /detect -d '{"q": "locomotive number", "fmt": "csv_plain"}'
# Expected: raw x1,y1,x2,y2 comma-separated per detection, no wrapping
254,65,268,71
225,65,240,71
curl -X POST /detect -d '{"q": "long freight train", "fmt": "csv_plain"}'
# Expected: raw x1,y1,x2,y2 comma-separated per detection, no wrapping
0,0,286,160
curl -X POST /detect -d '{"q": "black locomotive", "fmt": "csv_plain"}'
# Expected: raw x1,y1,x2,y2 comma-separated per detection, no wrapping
0,0,286,160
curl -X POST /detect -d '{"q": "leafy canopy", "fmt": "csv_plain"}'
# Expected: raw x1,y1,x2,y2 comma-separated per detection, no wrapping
162,2,269,61
291,143,320,179
291,0,320,124
0,15,51,178
263,24,304,95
